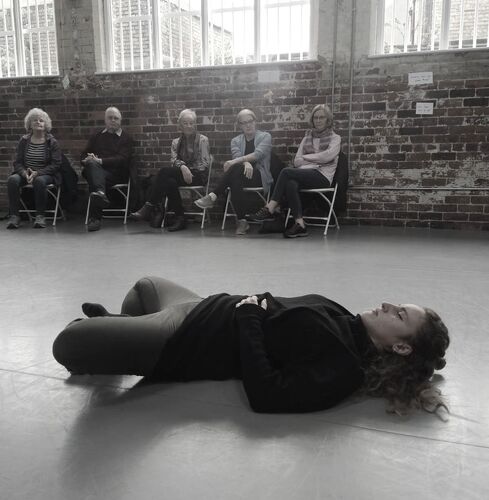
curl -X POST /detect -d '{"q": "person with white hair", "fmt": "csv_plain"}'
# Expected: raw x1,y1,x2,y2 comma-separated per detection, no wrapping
131,109,210,231
81,106,134,232
194,109,272,235
6,108,61,229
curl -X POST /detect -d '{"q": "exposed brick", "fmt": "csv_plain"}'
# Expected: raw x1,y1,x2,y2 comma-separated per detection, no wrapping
463,97,488,107
399,127,423,135
449,89,475,98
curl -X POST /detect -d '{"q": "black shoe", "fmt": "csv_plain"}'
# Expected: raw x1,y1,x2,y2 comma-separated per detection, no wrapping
284,223,308,238
246,207,275,222
167,216,187,232
130,202,154,222
87,217,101,232
90,191,110,209
149,208,165,228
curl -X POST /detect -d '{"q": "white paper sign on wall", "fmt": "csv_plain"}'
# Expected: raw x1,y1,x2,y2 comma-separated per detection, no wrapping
416,102,434,115
408,72,433,85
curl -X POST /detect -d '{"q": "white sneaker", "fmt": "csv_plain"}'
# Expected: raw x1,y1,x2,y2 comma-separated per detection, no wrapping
194,194,215,209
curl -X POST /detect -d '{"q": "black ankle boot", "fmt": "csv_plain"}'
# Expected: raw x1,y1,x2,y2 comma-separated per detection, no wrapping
130,202,154,222
149,206,165,228
167,215,187,232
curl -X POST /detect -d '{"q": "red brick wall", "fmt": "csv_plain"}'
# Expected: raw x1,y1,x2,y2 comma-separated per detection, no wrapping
1,59,488,229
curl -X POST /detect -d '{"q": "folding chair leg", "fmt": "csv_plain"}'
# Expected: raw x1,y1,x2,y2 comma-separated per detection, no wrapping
161,198,168,228
221,191,231,230
85,195,91,225
123,181,131,224
285,208,291,229
52,187,61,226
200,208,206,229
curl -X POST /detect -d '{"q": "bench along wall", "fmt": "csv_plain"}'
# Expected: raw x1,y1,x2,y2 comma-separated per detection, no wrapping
0,0,487,230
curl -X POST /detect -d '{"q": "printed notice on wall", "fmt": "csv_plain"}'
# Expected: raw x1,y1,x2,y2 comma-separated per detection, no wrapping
408,72,433,85
416,102,434,115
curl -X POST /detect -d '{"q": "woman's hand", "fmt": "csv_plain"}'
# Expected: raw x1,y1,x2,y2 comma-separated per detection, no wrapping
236,295,267,310
243,162,253,179
223,160,234,172
180,164,193,184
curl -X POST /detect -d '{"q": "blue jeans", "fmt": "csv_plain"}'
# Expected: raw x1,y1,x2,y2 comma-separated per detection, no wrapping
271,167,330,219
7,173,56,216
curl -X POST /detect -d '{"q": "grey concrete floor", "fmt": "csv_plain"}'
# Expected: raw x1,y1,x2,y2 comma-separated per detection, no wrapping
1,218,488,500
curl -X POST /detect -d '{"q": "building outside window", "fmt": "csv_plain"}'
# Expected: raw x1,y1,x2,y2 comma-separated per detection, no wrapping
0,0,58,78
103,0,312,72
374,0,489,54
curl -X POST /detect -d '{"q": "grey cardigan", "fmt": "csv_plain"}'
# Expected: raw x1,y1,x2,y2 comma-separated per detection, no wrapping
230,130,273,193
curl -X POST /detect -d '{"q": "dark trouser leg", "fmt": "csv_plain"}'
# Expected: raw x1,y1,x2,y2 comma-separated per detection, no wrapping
120,276,202,315
215,164,262,219
7,174,26,215
32,174,55,215
53,276,202,376
148,167,184,214
82,159,116,219
271,168,330,219
82,159,108,193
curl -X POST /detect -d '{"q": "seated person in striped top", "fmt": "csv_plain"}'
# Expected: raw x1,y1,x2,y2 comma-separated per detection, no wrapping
6,108,62,229
248,104,341,238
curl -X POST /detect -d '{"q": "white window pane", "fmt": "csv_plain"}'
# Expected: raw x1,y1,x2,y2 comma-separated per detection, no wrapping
208,0,254,66
159,0,202,68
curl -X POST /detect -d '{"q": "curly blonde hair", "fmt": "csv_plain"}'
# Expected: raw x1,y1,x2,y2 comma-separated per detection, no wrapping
24,108,52,133
362,308,450,417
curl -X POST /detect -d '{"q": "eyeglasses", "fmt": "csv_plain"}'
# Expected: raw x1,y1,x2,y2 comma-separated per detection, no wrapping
239,119,255,126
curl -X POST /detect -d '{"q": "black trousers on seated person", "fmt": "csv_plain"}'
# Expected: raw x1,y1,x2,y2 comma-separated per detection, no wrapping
271,167,330,219
148,166,205,215
82,159,127,219
213,163,262,219
7,173,56,216
52,276,202,376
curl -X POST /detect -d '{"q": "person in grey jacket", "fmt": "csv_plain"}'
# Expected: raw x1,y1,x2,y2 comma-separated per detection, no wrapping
6,108,61,229
195,109,272,235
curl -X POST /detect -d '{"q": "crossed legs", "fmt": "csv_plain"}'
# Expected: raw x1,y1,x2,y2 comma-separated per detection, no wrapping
52,277,202,376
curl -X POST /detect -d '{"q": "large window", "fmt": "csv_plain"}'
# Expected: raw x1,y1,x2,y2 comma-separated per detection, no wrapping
0,0,58,78
374,0,489,54
103,0,312,71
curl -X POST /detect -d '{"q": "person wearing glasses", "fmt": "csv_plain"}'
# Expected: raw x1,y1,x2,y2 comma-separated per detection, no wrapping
248,104,341,238
194,109,272,235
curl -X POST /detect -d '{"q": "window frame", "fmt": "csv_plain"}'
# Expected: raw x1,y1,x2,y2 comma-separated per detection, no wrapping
0,0,59,78
101,0,317,73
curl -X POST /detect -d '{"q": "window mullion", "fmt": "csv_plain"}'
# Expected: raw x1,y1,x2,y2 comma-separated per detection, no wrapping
202,0,208,66
13,0,25,75
440,0,450,50
104,0,114,71
472,0,479,48
152,0,161,69
254,0,260,63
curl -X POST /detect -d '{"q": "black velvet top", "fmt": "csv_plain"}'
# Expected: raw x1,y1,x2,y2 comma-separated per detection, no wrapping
152,293,374,413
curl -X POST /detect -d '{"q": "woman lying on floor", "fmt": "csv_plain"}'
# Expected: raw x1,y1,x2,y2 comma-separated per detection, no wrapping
53,276,449,416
